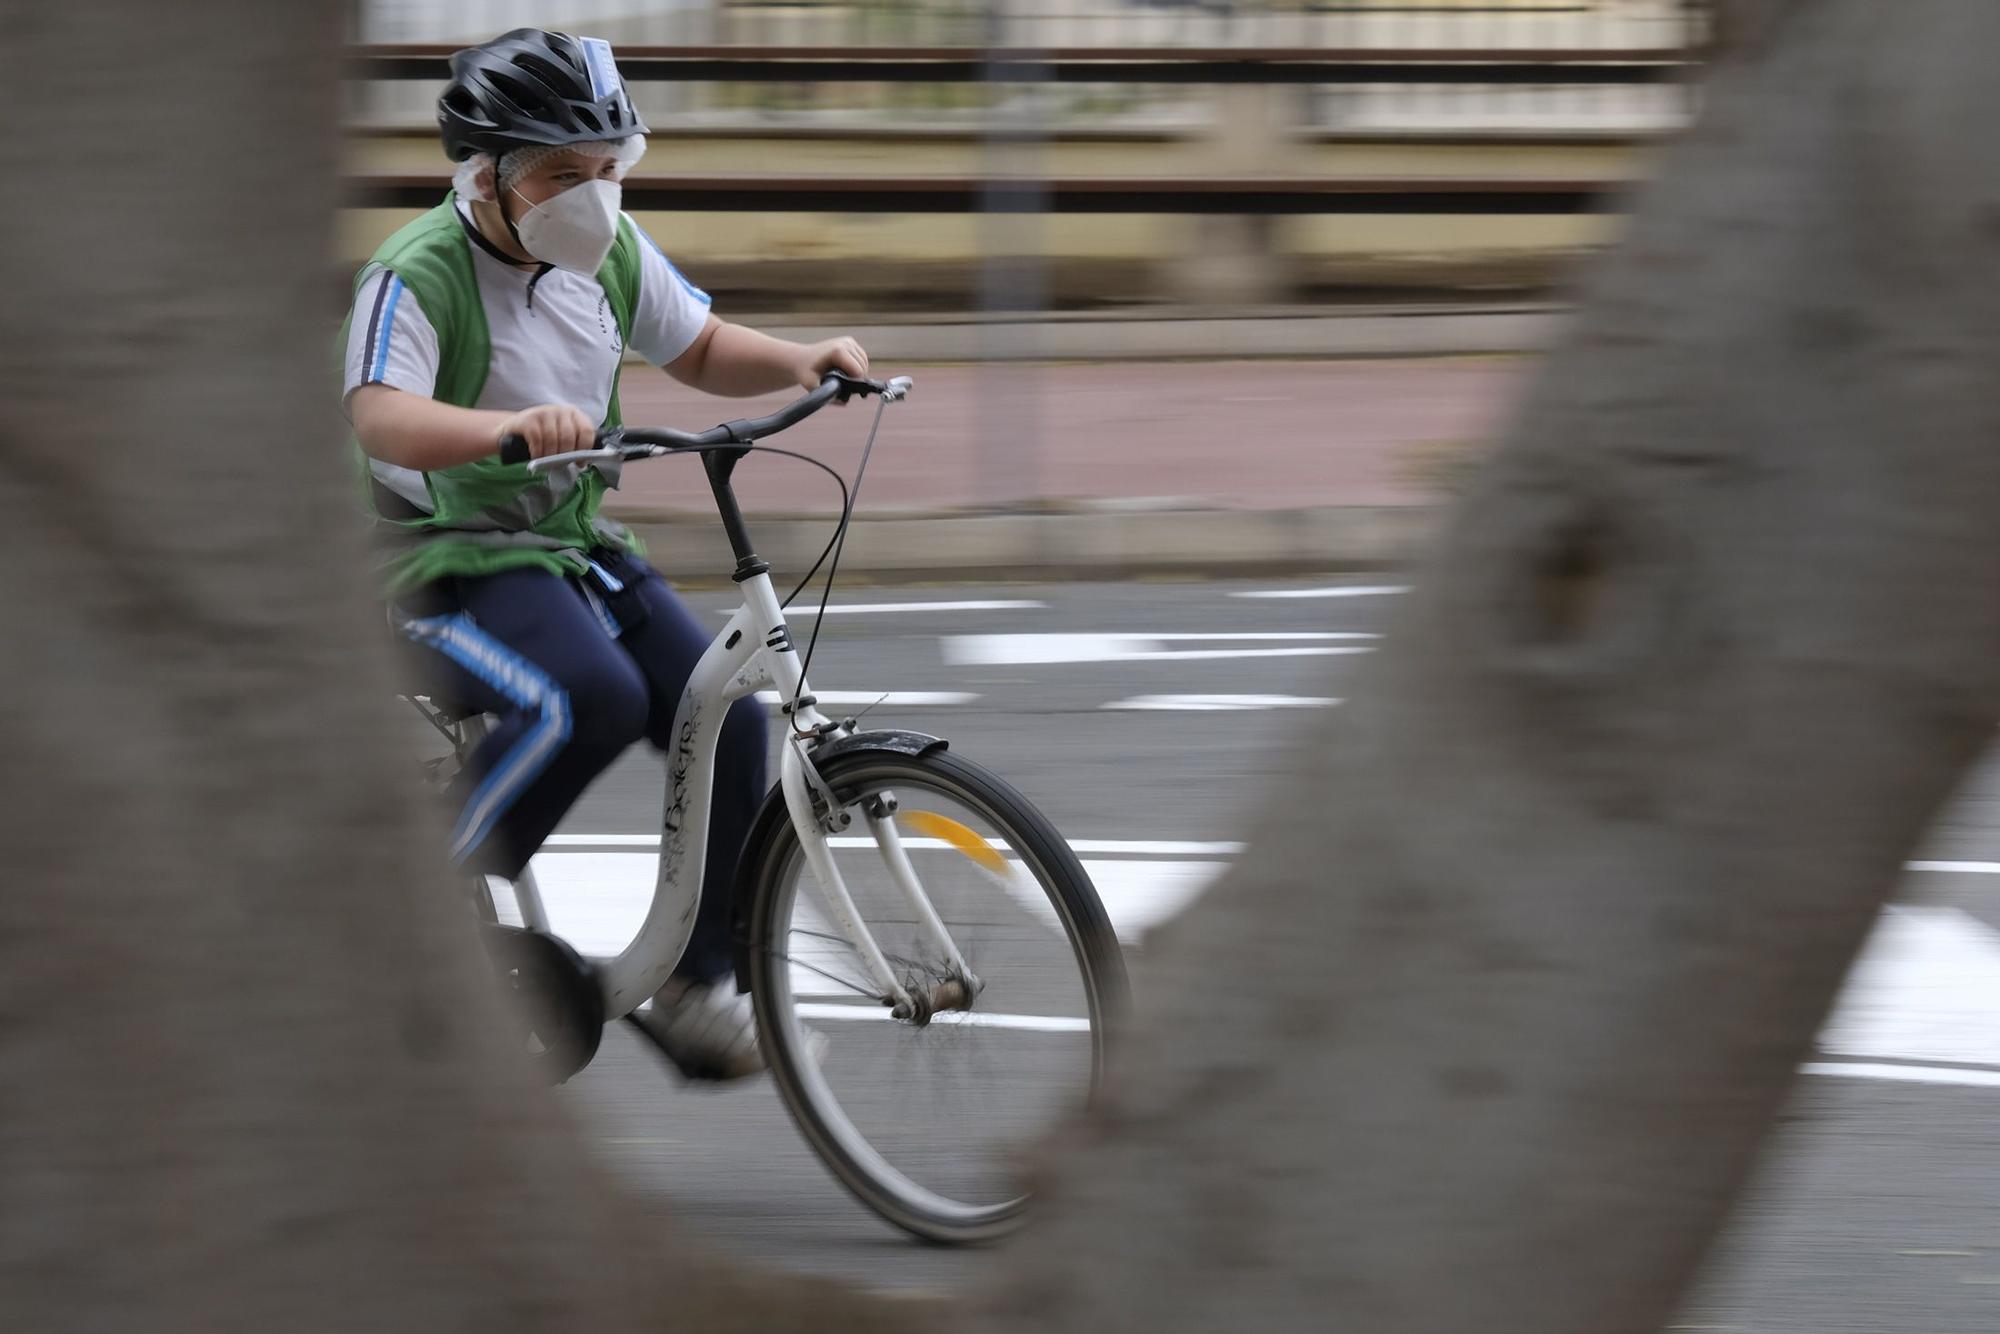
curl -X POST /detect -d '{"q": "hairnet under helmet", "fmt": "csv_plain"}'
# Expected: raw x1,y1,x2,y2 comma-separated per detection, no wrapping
437,28,649,163
451,134,646,204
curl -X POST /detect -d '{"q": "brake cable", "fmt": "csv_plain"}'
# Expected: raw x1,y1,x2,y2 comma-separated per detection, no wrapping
789,393,889,720
605,389,892,731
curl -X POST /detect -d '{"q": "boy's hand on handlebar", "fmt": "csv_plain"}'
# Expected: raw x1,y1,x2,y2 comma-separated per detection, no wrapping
795,336,869,390
496,404,596,460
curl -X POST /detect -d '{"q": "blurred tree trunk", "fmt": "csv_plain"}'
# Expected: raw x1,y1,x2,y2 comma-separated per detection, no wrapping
981,4,2000,1333
0,5,916,1331
6,3,1999,1334
1707,0,1799,58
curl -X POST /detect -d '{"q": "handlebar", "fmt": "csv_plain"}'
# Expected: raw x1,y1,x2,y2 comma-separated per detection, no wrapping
497,370,912,469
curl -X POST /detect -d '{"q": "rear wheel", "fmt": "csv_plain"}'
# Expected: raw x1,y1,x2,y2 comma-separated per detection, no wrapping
744,747,1126,1244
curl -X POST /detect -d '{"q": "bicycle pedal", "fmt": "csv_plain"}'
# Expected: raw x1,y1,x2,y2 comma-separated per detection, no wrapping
480,925,604,1085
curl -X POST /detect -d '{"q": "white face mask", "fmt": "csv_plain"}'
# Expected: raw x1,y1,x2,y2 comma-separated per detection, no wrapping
511,178,621,274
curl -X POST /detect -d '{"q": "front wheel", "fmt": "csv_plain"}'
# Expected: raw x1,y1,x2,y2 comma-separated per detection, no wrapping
743,747,1127,1244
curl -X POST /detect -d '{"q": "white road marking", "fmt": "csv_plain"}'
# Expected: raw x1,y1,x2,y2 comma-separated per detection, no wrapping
543,834,1246,855
1232,585,1411,600
751,690,976,707
724,600,1047,617
794,1003,1092,1033
1104,694,1343,712
523,853,676,957
524,851,1228,953
943,632,1377,666
541,832,2000,875
1058,860,1223,941
518,846,2000,1083
786,899,850,997
1073,633,1381,641
1801,1062,2000,1090
1817,907,2000,1070
1064,839,1245,856
1086,647,1370,664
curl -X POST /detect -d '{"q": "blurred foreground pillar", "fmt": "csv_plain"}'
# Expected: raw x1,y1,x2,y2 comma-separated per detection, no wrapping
980,5,2000,1332
0,4,925,1331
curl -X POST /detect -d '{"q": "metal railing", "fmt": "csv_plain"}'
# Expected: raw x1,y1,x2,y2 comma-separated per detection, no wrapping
352,44,1694,83
348,169,1623,213
348,0,1712,135
344,43,1681,216
354,0,1709,51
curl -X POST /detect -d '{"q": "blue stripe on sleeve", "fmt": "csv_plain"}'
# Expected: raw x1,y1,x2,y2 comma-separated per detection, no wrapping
359,270,391,383
637,226,712,307
368,275,405,383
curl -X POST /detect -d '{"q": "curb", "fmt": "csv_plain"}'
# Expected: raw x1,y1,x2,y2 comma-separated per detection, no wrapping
617,503,1443,584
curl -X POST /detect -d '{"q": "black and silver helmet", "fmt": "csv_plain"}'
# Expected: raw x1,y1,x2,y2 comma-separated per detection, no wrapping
438,28,648,162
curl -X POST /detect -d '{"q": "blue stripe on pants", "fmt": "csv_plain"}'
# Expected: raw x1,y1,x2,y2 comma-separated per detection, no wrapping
401,612,573,864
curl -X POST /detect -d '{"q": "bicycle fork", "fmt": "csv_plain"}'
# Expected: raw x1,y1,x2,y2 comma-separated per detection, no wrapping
745,556,980,1021
778,740,983,1021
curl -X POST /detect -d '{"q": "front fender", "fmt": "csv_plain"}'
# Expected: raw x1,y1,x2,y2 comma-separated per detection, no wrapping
727,729,948,992
807,727,948,767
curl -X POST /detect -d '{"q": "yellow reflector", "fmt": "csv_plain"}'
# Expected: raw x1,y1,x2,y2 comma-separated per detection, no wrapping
898,810,1010,876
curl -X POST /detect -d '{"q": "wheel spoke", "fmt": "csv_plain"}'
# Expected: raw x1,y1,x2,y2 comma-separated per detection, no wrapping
747,750,1127,1243
785,925,938,980
760,943,883,1002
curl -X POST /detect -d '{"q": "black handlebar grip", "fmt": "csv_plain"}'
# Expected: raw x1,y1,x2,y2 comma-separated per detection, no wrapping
497,434,532,466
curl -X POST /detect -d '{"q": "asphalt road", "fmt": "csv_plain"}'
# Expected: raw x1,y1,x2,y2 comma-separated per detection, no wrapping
510,576,2000,1327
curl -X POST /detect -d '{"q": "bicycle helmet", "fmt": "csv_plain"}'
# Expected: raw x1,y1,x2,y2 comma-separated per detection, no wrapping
438,28,649,162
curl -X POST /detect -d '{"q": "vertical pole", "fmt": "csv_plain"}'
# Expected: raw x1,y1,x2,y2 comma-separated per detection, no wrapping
976,0,1049,510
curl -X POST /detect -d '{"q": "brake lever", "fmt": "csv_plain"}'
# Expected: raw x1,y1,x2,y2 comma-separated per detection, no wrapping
826,370,871,405
525,446,627,474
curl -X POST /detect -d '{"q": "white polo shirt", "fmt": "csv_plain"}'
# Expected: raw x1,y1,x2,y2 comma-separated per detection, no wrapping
342,200,712,508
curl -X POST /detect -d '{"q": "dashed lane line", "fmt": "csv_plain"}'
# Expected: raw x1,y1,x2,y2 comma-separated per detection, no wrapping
720,599,1048,617
1103,694,1343,712
1231,585,1411,600
751,690,976,707
944,632,1378,667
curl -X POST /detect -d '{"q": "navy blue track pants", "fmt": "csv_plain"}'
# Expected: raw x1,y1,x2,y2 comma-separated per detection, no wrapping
398,548,767,984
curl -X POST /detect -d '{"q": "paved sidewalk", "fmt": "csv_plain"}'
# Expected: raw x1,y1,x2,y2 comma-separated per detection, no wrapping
739,304,1566,364
605,351,1539,581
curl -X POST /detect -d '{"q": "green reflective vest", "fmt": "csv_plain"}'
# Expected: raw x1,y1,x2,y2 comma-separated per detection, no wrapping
341,193,645,593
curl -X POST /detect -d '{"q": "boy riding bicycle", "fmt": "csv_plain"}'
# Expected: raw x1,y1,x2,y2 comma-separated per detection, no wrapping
340,28,867,1079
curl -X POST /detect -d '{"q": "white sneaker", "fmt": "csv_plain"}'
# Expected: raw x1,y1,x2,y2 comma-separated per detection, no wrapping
633,978,767,1082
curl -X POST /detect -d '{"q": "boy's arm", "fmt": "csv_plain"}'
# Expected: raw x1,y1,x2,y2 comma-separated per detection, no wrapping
349,384,597,470
664,314,869,397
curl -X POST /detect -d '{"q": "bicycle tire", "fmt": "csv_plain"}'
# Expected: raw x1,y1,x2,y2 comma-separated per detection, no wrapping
744,746,1127,1244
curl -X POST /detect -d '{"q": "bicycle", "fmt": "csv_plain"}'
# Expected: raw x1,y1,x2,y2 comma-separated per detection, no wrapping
404,371,1128,1244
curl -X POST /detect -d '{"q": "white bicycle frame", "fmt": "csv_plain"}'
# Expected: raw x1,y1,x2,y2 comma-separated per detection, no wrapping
443,376,972,1024
491,567,968,1021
